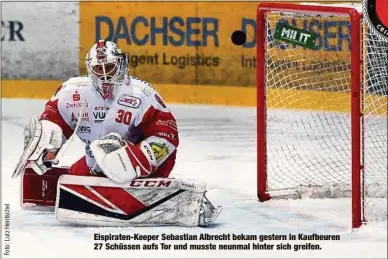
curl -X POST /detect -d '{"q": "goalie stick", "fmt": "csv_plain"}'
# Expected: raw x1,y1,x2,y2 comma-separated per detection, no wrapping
52,98,87,165
12,99,87,178
12,116,42,178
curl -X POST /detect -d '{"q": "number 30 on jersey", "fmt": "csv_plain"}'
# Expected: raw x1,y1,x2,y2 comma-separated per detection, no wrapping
115,109,132,125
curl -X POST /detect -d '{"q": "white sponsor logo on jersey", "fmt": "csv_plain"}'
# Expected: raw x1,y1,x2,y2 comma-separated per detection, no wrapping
71,112,89,122
156,120,178,131
78,125,91,133
66,102,83,108
117,94,141,108
94,106,109,110
156,132,176,140
65,101,88,109
93,112,106,123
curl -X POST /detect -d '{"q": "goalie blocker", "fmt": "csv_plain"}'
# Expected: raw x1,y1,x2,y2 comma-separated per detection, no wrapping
55,175,222,227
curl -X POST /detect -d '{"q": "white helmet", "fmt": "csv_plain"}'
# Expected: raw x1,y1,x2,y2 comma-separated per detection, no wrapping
85,39,128,99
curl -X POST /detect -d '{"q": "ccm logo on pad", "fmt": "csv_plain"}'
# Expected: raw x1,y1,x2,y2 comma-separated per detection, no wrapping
128,179,172,188
118,95,141,108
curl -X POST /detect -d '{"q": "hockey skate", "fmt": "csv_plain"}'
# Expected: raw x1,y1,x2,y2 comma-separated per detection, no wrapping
198,195,223,227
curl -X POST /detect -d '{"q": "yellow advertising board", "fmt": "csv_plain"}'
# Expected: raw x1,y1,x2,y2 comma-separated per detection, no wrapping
79,2,354,87
3,2,385,112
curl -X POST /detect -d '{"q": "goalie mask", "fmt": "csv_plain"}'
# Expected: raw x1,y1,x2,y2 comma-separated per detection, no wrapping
85,40,129,99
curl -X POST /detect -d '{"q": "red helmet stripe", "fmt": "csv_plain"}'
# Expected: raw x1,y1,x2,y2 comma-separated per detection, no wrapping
96,39,106,49
96,40,107,61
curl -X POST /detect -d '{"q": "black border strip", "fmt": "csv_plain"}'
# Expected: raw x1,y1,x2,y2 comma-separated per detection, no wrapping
58,188,185,220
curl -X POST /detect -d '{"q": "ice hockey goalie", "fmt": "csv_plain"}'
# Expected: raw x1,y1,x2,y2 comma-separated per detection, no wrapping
12,39,222,227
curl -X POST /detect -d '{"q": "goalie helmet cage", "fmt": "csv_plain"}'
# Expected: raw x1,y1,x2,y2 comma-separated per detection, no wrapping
256,3,387,229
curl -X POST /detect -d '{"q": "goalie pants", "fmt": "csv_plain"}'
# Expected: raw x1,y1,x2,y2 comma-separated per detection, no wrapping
21,151,176,207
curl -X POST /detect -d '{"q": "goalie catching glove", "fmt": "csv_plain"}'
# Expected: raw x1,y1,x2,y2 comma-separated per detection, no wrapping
90,132,156,183
12,116,64,178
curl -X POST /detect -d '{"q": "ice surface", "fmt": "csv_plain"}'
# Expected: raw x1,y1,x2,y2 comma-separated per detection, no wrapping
1,99,386,258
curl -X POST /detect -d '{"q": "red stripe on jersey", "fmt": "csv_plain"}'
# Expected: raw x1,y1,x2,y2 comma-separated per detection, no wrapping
91,186,146,215
41,99,74,139
137,106,179,148
62,184,115,210
151,149,177,178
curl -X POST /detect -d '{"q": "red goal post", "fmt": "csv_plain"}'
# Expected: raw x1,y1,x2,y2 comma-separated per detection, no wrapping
256,3,386,229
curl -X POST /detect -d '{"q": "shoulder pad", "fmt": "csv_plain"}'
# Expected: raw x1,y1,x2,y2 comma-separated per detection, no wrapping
130,76,154,98
52,76,92,100
63,76,92,87
129,77,169,111
130,76,153,89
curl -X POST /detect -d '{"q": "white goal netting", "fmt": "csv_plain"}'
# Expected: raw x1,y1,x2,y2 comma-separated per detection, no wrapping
262,6,387,222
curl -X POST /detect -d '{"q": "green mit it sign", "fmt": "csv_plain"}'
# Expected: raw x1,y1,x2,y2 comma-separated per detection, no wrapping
274,23,317,49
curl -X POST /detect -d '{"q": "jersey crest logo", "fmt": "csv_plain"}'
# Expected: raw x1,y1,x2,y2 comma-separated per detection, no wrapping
117,94,141,108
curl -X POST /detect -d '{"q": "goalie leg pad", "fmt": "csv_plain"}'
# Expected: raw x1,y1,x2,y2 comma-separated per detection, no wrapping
55,175,222,227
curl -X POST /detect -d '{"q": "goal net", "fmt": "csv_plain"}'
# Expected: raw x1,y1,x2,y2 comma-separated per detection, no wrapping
256,3,387,228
